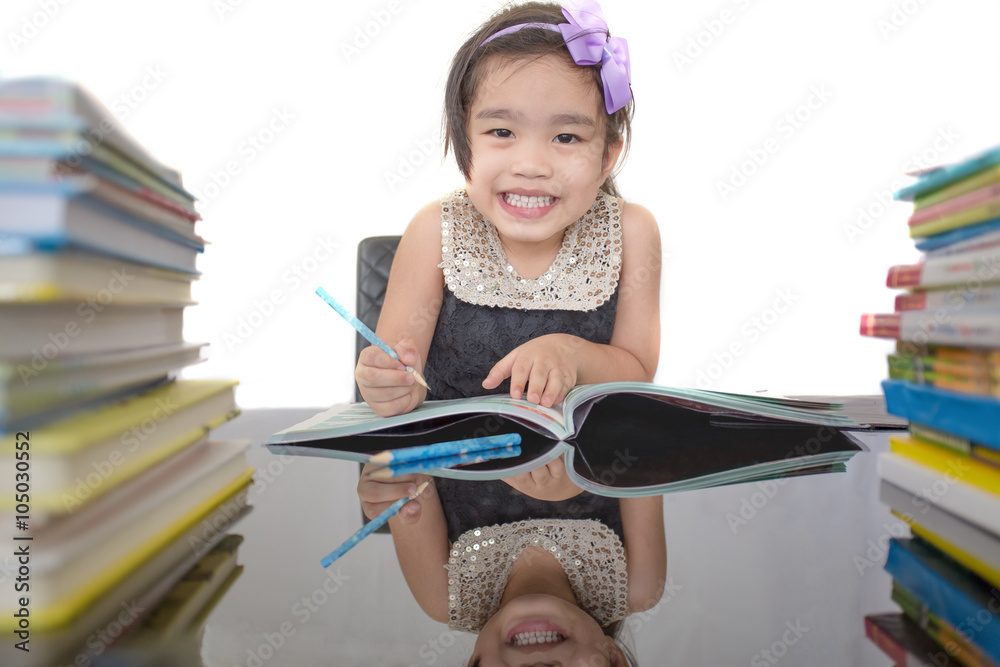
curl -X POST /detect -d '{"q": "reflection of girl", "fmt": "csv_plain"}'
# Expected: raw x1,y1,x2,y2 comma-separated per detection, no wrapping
355,0,666,662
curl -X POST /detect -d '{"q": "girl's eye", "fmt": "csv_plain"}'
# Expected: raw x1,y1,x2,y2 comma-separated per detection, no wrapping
554,133,578,144
490,129,513,138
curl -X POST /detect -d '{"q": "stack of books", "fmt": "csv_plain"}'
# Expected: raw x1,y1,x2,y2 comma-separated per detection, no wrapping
0,78,252,665
860,144,1000,667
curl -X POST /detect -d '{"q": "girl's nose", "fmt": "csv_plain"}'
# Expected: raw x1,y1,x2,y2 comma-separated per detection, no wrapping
510,140,553,179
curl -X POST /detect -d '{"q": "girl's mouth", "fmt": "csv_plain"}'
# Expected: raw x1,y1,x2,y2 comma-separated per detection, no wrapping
510,630,566,646
498,192,558,218
506,621,568,647
502,192,555,208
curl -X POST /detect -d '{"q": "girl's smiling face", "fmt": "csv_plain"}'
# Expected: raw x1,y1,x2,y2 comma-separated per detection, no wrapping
465,54,622,261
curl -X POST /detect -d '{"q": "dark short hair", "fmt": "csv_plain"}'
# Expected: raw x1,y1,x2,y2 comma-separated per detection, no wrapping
443,1,633,198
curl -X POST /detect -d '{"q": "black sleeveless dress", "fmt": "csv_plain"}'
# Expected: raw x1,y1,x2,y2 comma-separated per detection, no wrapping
424,189,626,544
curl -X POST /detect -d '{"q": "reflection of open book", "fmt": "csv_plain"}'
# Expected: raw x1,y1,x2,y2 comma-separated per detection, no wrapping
267,382,873,497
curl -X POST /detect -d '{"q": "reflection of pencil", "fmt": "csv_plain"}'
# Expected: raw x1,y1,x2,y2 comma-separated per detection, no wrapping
369,434,522,465
321,481,430,567
315,286,430,390
367,444,522,478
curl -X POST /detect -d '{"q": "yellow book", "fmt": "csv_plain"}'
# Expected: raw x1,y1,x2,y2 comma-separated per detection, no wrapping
889,433,1000,496
909,197,1000,237
3,459,254,632
0,379,239,512
892,510,1000,589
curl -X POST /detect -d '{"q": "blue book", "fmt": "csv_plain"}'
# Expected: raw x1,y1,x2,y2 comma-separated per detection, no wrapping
895,145,1000,201
0,181,202,273
916,217,1000,253
882,380,1000,450
884,538,1000,662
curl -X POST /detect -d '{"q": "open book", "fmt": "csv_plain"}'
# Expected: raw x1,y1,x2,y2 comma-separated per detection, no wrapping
266,382,879,497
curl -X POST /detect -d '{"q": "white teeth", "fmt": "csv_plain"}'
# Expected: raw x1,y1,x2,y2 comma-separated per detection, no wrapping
504,193,554,208
511,630,565,646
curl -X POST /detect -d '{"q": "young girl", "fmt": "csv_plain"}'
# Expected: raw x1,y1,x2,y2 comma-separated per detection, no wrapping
356,0,665,662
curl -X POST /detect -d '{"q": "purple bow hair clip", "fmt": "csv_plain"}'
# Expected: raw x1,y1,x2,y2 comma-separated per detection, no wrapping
558,0,631,114
478,0,632,115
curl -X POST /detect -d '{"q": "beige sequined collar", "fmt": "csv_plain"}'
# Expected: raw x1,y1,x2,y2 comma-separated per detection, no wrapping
438,190,623,311
446,519,630,633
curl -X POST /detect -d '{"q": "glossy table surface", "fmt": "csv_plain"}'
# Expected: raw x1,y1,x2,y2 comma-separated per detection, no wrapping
36,408,905,666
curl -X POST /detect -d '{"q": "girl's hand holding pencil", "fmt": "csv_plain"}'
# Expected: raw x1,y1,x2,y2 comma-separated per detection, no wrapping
355,338,428,417
357,468,433,524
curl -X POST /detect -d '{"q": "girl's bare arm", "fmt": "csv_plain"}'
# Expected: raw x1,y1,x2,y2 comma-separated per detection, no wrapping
620,495,667,612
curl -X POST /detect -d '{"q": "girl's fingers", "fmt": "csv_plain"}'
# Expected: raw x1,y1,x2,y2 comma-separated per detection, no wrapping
539,368,569,407
509,355,537,401
483,353,514,390
359,345,406,370
356,364,414,389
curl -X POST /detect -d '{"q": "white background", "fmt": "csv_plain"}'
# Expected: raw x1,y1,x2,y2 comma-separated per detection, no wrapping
5,0,999,409
6,1,999,665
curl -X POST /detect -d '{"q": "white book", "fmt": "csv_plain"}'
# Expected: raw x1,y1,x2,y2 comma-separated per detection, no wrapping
0,302,186,359
0,248,197,304
878,451,1000,536
880,479,1000,570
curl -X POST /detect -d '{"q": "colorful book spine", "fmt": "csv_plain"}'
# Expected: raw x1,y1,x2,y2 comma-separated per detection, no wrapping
882,379,1000,449
865,613,962,666
909,423,1000,469
914,164,1000,211
900,514,1000,589
889,433,1000,496
884,538,1000,663
895,145,1000,201
860,312,1000,347
909,200,1000,238
885,249,1000,289
910,183,1000,226
892,582,1000,667
895,285,1000,312
879,453,1000,536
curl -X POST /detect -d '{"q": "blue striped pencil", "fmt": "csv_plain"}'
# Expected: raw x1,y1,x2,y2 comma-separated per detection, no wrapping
367,444,522,478
368,434,522,465
321,480,430,568
315,286,430,390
